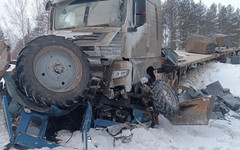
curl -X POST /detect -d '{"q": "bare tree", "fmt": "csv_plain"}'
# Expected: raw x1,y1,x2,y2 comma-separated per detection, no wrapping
204,3,218,36
162,0,180,50
162,0,240,49
0,27,7,43
3,0,49,59
4,0,30,47
31,0,49,38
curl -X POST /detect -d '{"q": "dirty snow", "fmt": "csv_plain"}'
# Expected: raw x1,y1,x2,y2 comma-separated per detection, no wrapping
180,62,240,97
1,62,240,150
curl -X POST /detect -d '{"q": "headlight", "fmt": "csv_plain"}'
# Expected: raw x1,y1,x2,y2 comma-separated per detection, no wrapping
112,70,129,79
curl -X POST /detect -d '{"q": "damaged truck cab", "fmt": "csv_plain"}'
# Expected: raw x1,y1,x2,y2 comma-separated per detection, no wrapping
14,0,179,123
47,0,163,97
0,0,222,149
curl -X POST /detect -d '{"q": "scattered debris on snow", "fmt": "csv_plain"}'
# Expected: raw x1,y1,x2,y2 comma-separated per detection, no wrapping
2,62,240,150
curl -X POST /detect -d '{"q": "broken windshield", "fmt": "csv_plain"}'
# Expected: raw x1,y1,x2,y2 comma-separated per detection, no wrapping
54,0,127,29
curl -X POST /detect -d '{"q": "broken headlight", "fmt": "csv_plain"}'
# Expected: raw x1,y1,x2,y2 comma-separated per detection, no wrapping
112,70,129,79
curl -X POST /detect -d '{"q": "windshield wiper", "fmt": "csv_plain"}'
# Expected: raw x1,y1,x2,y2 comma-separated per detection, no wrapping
57,26,76,30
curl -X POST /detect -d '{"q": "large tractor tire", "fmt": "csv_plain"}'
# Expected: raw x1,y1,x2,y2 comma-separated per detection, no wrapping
151,80,180,118
16,35,90,109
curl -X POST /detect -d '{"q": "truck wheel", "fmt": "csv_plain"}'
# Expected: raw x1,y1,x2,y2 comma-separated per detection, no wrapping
16,35,90,109
151,80,180,118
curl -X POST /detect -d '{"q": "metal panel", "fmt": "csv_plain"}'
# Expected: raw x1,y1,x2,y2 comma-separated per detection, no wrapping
53,27,120,46
73,32,107,45
148,1,158,57
84,32,123,62
0,42,10,78
170,96,215,125
1,95,14,143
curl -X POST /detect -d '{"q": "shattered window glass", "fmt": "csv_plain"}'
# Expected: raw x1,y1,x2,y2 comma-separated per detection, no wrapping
55,0,127,29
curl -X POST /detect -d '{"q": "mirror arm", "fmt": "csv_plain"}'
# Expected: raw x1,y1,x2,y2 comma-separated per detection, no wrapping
45,1,53,11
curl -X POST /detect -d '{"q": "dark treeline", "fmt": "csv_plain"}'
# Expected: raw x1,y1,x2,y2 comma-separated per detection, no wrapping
162,0,240,50
0,0,239,55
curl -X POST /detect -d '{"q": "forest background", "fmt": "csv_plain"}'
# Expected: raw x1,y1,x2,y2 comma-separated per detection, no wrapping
0,0,239,59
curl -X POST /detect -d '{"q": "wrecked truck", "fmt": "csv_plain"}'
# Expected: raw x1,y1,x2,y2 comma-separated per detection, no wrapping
16,0,179,118
0,1,180,149
0,0,240,149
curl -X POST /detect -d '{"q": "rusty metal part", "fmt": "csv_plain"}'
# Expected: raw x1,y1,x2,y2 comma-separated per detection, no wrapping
0,42,10,78
139,83,152,93
145,107,160,125
154,113,160,125
85,76,102,101
177,85,189,95
167,74,178,91
170,96,215,125
154,70,168,81
103,60,132,99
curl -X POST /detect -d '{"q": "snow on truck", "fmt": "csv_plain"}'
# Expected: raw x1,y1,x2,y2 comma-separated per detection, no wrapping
0,0,240,149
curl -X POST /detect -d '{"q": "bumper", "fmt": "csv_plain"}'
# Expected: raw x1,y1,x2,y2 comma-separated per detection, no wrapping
104,60,132,96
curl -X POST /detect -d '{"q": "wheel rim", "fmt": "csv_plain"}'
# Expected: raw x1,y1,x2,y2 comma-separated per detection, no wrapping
34,46,82,92
162,85,178,108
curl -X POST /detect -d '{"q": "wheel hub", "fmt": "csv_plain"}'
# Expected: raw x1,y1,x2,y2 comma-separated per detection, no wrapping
53,63,64,74
34,49,82,93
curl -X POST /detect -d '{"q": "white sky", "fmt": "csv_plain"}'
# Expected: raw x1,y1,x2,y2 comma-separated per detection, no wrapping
0,0,239,21
0,0,239,29
195,0,240,9
0,0,11,29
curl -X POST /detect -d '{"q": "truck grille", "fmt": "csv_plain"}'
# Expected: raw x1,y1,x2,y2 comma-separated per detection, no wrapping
83,32,122,64
73,32,107,44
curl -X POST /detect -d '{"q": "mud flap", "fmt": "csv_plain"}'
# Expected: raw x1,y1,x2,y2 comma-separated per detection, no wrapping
170,96,215,125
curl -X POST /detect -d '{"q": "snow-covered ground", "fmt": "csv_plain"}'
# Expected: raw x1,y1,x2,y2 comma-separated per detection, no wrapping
1,62,240,150
179,62,240,97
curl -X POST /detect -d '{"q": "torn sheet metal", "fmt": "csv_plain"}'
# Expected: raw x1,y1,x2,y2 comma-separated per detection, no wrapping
170,96,215,125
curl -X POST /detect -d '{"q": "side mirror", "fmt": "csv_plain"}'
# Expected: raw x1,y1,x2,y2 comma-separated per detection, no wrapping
136,0,146,27
45,1,52,11
128,0,146,32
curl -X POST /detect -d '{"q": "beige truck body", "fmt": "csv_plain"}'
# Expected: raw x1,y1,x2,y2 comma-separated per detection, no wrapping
49,0,162,97
45,0,240,98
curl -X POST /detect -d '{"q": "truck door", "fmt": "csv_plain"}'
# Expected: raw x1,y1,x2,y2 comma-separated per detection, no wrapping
131,0,160,59
146,1,159,57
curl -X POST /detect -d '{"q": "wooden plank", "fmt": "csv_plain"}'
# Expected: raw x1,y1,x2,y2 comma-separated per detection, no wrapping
176,48,240,68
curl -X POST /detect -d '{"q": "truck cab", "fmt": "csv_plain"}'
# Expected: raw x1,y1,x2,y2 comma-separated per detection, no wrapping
14,0,178,119
47,0,162,96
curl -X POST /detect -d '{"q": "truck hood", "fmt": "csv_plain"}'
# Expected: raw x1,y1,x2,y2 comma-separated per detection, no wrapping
52,27,121,46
